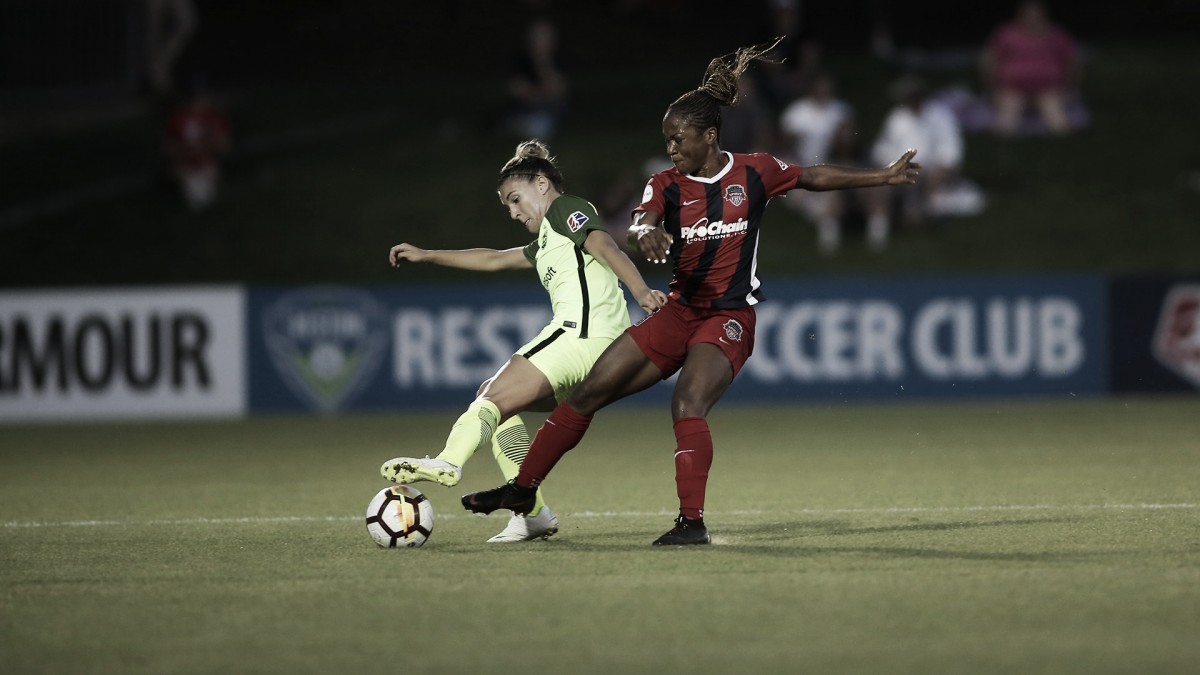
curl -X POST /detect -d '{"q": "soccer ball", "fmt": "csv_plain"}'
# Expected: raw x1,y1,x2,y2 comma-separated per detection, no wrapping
365,484,434,548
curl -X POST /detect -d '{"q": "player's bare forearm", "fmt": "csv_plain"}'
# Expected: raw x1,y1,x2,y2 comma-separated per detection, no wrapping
389,244,529,272
585,230,668,313
797,149,921,191
799,164,890,191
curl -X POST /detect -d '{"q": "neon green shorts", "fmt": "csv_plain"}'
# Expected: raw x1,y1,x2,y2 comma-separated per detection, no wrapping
516,324,616,402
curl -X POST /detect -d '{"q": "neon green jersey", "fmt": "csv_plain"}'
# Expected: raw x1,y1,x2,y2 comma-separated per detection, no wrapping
522,194,631,339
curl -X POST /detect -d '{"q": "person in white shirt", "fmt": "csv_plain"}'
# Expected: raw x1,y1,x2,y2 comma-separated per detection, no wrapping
867,74,983,250
779,73,858,254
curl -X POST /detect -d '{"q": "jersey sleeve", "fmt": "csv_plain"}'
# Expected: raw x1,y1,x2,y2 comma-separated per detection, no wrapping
546,195,605,248
749,153,805,198
522,240,538,264
632,172,670,221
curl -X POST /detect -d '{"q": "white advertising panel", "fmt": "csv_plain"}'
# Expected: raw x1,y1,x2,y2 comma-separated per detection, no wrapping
0,287,245,421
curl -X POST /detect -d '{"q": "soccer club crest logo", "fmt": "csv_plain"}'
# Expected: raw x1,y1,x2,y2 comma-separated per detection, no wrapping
262,286,388,412
723,319,744,342
724,184,746,207
1151,284,1200,389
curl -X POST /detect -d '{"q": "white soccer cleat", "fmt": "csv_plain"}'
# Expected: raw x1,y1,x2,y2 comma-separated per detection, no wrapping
486,506,559,543
380,456,462,487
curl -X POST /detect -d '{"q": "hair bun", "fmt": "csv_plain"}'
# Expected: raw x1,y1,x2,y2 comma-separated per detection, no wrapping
498,139,564,190
514,140,551,161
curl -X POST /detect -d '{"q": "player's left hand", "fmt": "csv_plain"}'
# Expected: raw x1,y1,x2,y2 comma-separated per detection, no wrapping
884,149,921,185
636,289,669,314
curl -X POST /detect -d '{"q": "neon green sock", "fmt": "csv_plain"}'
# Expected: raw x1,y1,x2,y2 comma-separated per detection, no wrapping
492,414,546,515
437,399,500,469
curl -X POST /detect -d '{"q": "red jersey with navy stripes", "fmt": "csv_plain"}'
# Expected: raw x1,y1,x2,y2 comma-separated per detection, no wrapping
634,152,804,308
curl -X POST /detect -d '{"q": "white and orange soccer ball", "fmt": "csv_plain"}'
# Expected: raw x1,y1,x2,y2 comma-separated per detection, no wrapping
365,485,434,548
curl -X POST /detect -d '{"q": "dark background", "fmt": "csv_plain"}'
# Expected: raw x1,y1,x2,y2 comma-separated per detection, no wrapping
1,0,1199,287
6,1,1197,91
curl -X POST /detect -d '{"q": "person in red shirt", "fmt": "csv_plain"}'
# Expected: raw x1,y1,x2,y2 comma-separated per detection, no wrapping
982,0,1080,135
462,39,920,545
163,91,231,211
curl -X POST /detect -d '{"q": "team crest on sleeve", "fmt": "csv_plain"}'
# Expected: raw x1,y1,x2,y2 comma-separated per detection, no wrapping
567,210,589,232
641,184,654,204
724,184,746,207
722,319,744,342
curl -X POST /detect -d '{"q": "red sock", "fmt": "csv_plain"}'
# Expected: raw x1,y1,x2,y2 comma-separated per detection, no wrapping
516,401,593,488
673,417,713,520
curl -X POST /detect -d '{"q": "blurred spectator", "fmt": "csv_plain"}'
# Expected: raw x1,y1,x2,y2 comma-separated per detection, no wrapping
145,0,198,99
599,156,672,256
867,74,984,250
981,0,1082,136
503,18,568,140
761,35,826,112
719,74,775,154
163,87,231,212
778,72,858,254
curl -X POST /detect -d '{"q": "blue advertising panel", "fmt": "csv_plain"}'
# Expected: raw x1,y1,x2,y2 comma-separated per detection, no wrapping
726,276,1107,402
247,276,1108,413
248,284,557,412
1108,276,1200,393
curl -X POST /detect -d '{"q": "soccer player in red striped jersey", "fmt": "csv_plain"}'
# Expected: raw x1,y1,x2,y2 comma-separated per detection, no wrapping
463,39,921,545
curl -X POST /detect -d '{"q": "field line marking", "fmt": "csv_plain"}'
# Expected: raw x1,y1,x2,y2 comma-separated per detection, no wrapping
3,503,1197,529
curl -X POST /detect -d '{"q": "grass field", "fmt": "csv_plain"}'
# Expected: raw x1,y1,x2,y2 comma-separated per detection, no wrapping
2,397,1198,674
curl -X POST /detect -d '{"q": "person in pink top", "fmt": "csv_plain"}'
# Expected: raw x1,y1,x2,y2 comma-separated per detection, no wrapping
982,0,1080,135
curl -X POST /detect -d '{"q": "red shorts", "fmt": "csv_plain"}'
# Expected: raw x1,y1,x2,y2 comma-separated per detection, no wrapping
626,300,757,379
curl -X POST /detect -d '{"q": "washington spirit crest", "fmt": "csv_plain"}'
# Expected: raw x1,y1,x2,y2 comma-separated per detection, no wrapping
724,184,746,207
1152,284,1200,389
723,319,744,342
262,286,388,412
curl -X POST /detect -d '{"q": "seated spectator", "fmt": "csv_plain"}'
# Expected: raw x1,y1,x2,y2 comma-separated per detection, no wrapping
761,35,825,112
503,18,568,140
867,74,984,250
163,87,231,212
982,0,1082,136
719,74,775,154
778,72,858,254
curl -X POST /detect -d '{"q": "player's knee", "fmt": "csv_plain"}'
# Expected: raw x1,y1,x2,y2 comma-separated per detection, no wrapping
567,386,603,416
670,395,712,422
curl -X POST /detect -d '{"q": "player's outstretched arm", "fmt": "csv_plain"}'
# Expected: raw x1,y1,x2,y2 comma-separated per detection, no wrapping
797,149,921,191
584,229,668,314
389,243,531,272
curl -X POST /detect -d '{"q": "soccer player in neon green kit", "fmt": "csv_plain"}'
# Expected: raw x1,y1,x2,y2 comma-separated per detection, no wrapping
462,41,920,545
381,140,667,542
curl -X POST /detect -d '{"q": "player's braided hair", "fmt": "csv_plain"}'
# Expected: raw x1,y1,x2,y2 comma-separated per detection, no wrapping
498,139,564,191
666,37,785,135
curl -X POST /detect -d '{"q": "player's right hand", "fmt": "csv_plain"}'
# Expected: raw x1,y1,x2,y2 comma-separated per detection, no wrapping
635,227,673,265
389,243,428,266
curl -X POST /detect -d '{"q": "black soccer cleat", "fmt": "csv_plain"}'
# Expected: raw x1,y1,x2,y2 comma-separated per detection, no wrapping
461,481,538,516
652,515,711,546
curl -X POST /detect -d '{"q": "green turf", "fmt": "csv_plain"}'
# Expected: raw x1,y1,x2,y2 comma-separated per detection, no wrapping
2,398,1198,674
